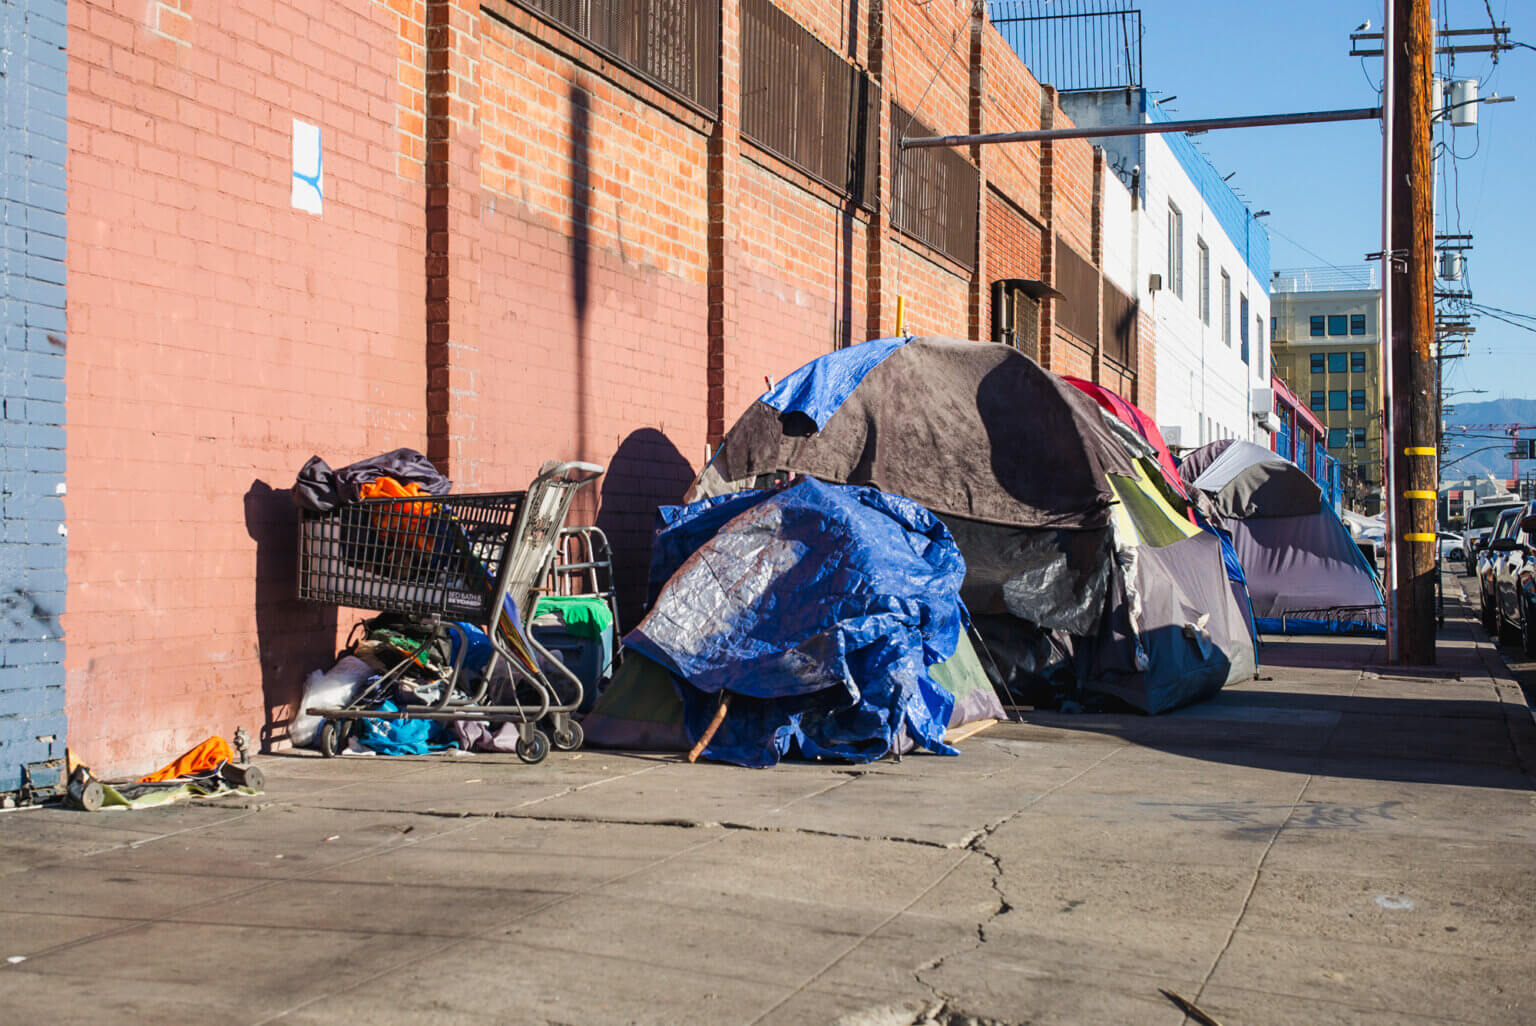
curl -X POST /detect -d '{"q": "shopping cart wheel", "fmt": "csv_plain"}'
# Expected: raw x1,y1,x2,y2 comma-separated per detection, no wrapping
318,719,345,758
516,728,550,765
551,721,583,752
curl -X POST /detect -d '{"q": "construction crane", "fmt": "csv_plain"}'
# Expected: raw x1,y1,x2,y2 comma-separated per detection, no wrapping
1443,424,1536,480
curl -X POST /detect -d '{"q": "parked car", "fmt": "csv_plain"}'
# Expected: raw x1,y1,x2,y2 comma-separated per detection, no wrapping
1464,495,1524,573
1478,507,1522,632
1490,502,1536,655
1439,532,1465,563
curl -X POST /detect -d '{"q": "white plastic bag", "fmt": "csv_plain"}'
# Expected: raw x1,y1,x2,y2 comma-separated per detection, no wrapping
290,656,375,748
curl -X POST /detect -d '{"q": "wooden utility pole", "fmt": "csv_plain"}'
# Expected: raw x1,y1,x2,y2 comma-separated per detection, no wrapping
1385,0,1438,664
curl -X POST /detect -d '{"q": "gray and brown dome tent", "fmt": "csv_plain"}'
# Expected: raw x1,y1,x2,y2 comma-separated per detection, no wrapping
688,336,1255,713
1179,439,1385,634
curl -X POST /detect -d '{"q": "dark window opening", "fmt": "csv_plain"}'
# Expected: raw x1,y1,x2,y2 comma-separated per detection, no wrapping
1350,313,1366,335
1328,314,1348,336
1310,315,1325,337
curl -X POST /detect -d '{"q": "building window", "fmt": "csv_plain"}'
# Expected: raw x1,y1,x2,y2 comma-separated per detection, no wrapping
1239,294,1249,363
890,102,979,269
1168,203,1184,299
1328,352,1347,374
1197,238,1210,323
1328,390,1347,410
1271,315,1277,339
1350,313,1366,335
1328,314,1348,336
514,0,721,112
1310,353,1325,374
1353,427,1367,448
1310,390,1325,410
1351,389,1366,410
1220,271,1231,345
742,0,879,207
1328,428,1348,449
1310,315,1326,337
1256,316,1265,370
1350,351,1366,373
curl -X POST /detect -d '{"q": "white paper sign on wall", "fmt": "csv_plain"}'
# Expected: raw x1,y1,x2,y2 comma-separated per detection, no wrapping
292,118,323,215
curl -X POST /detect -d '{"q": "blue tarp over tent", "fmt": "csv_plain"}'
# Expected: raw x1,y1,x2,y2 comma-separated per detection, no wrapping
758,336,910,429
625,478,966,767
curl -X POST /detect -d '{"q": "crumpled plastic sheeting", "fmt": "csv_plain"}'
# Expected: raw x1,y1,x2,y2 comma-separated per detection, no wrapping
625,478,966,768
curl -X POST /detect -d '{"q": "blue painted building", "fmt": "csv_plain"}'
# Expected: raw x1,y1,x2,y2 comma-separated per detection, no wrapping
1,0,68,795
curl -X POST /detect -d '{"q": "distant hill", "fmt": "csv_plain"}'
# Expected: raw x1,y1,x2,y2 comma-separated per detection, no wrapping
1442,398,1536,483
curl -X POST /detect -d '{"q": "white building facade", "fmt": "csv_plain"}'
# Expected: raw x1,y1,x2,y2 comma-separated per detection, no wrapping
1061,89,1273,451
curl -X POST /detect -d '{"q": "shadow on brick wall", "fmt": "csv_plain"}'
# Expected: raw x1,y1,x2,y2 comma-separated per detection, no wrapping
594,428,696,630
243,480,337,752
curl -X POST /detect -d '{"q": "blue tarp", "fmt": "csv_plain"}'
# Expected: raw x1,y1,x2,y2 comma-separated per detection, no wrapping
758,336,910,429
625,478,966,767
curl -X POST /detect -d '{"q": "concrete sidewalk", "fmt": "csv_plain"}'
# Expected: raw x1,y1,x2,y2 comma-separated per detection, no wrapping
2,587,1534,1026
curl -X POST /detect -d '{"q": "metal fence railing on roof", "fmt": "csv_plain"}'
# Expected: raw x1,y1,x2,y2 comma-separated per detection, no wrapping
1270,266,1380,293
988,1,1142,93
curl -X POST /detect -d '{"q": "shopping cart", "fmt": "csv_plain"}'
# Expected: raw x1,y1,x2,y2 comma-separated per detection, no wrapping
297,461,605,763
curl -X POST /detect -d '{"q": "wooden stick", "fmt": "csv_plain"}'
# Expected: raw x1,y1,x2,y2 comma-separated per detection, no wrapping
943,717,998,746
1158,989,1223,1026
687,693,730,763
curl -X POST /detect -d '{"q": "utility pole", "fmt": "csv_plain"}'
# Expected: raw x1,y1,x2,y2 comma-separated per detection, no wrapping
1385,0,1438,664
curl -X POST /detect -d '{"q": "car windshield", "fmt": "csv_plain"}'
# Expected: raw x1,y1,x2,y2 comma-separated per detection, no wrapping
1470,505,1518,529
1495,511,1520,539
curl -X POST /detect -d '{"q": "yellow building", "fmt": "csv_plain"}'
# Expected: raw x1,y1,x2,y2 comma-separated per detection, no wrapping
1270,268,1384,515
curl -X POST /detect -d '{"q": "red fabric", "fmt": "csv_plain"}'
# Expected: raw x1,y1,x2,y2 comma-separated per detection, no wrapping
1062,376,1192,512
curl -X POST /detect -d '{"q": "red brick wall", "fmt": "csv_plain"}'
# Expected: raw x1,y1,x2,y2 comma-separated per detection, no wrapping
476,12,711,616
67,0,428,773
979,25,1041,224
59,0,1134,773
983,187,1044,342
736,155,869,415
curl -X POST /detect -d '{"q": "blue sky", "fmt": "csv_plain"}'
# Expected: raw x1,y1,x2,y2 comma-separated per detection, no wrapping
1127,0,1533,401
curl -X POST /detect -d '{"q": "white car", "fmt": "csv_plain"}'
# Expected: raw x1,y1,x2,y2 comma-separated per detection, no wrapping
1439,532,1464,563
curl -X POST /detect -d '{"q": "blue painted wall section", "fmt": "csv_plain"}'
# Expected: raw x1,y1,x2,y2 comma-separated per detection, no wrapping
0,0,68,794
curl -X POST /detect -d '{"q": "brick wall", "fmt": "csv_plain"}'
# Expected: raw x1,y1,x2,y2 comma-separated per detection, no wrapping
65,0,427,774
47,0,1140,775
1,0,68,794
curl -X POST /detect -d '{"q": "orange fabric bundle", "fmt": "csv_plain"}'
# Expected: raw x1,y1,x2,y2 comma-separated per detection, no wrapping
359,476,437,552
138,736,236,783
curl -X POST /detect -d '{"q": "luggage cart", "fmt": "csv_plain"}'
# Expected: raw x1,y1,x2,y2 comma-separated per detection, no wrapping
298,461,604,763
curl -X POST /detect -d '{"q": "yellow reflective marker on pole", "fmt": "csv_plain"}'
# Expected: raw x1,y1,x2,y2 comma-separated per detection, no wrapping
1403,446,1436,456
1404,533,1436,542
1403,490,1436,499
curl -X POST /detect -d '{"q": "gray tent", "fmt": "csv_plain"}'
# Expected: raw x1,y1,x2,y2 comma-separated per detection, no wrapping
692,336,1256,713
1180,440,1385,634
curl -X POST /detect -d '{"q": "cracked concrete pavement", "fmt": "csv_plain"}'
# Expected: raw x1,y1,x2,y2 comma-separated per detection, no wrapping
2,581,1534,1025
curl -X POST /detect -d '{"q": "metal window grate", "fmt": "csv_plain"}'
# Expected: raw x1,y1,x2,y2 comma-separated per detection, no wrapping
510,0,721,113
741,0,879,207
988,1,1142,93
1102,279,1136,366
891,102,978,269
1055,238,1097,342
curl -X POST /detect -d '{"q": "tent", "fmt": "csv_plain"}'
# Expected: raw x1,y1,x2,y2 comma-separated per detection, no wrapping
602,478,996,766
691,336,1256,714
1179,439,1386,634
1062,376,1190,510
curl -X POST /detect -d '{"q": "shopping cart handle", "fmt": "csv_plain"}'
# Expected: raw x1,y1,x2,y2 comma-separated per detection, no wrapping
535,460,606,487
